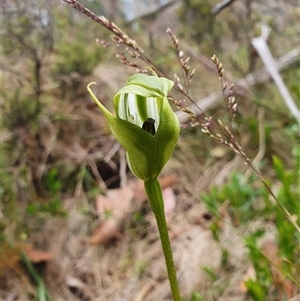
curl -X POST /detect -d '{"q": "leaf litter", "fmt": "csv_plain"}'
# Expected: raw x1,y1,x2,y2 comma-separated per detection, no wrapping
88,175,178,246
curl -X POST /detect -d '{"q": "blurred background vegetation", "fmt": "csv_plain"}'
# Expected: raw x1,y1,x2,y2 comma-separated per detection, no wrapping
1,0,299,300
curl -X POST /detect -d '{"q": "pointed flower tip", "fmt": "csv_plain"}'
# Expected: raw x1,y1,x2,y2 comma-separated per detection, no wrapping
87,82,97,89
87,82,114,120
87,82,99,104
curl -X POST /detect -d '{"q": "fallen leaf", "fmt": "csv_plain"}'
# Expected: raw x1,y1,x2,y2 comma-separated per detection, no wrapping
281,280,296,300
159,174,177,190
96,185,134,217
23,245,54,263
87,217,122,245
89,185,134,245
89,175,177,245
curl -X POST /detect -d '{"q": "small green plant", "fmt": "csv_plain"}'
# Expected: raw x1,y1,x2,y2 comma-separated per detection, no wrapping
202,173,269,226
202,265,219,282
3,90,40,130
26,197,67,218
43,168,61,194
244,230,272,295
183,291,204,301
272,152,300,274
244,279,266,301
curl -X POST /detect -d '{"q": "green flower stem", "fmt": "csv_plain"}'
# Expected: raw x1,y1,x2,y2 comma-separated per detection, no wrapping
144,179,182,301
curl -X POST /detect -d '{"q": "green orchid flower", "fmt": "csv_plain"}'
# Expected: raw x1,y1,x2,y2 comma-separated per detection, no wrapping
88,73,182,300
87,73,180,182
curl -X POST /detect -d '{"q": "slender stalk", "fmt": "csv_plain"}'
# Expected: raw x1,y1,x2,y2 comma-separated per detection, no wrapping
144,179,182,301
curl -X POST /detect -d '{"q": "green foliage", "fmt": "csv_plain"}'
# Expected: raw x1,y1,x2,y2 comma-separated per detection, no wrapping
2,14,30,56
201,148,300,300
133,211,144,223
3,90,40,130
43,168,61,194
134,260,147,277
26,197,67,218
2,0,54,97
209,220,221,241
2,1,53,60
220,248,230,268
178,0,215,42
82,168,96,193
244,279,266,301
244,230,273,290
202,173,268,225
103,209,113,219
0,221,6,244
272,154,300,265
244,231,271,301
183,291,204,301
0,163,32,229
51,40,104,77
0,162,16,214
51,6,108,78
290,84,300,103
202,265,218,282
